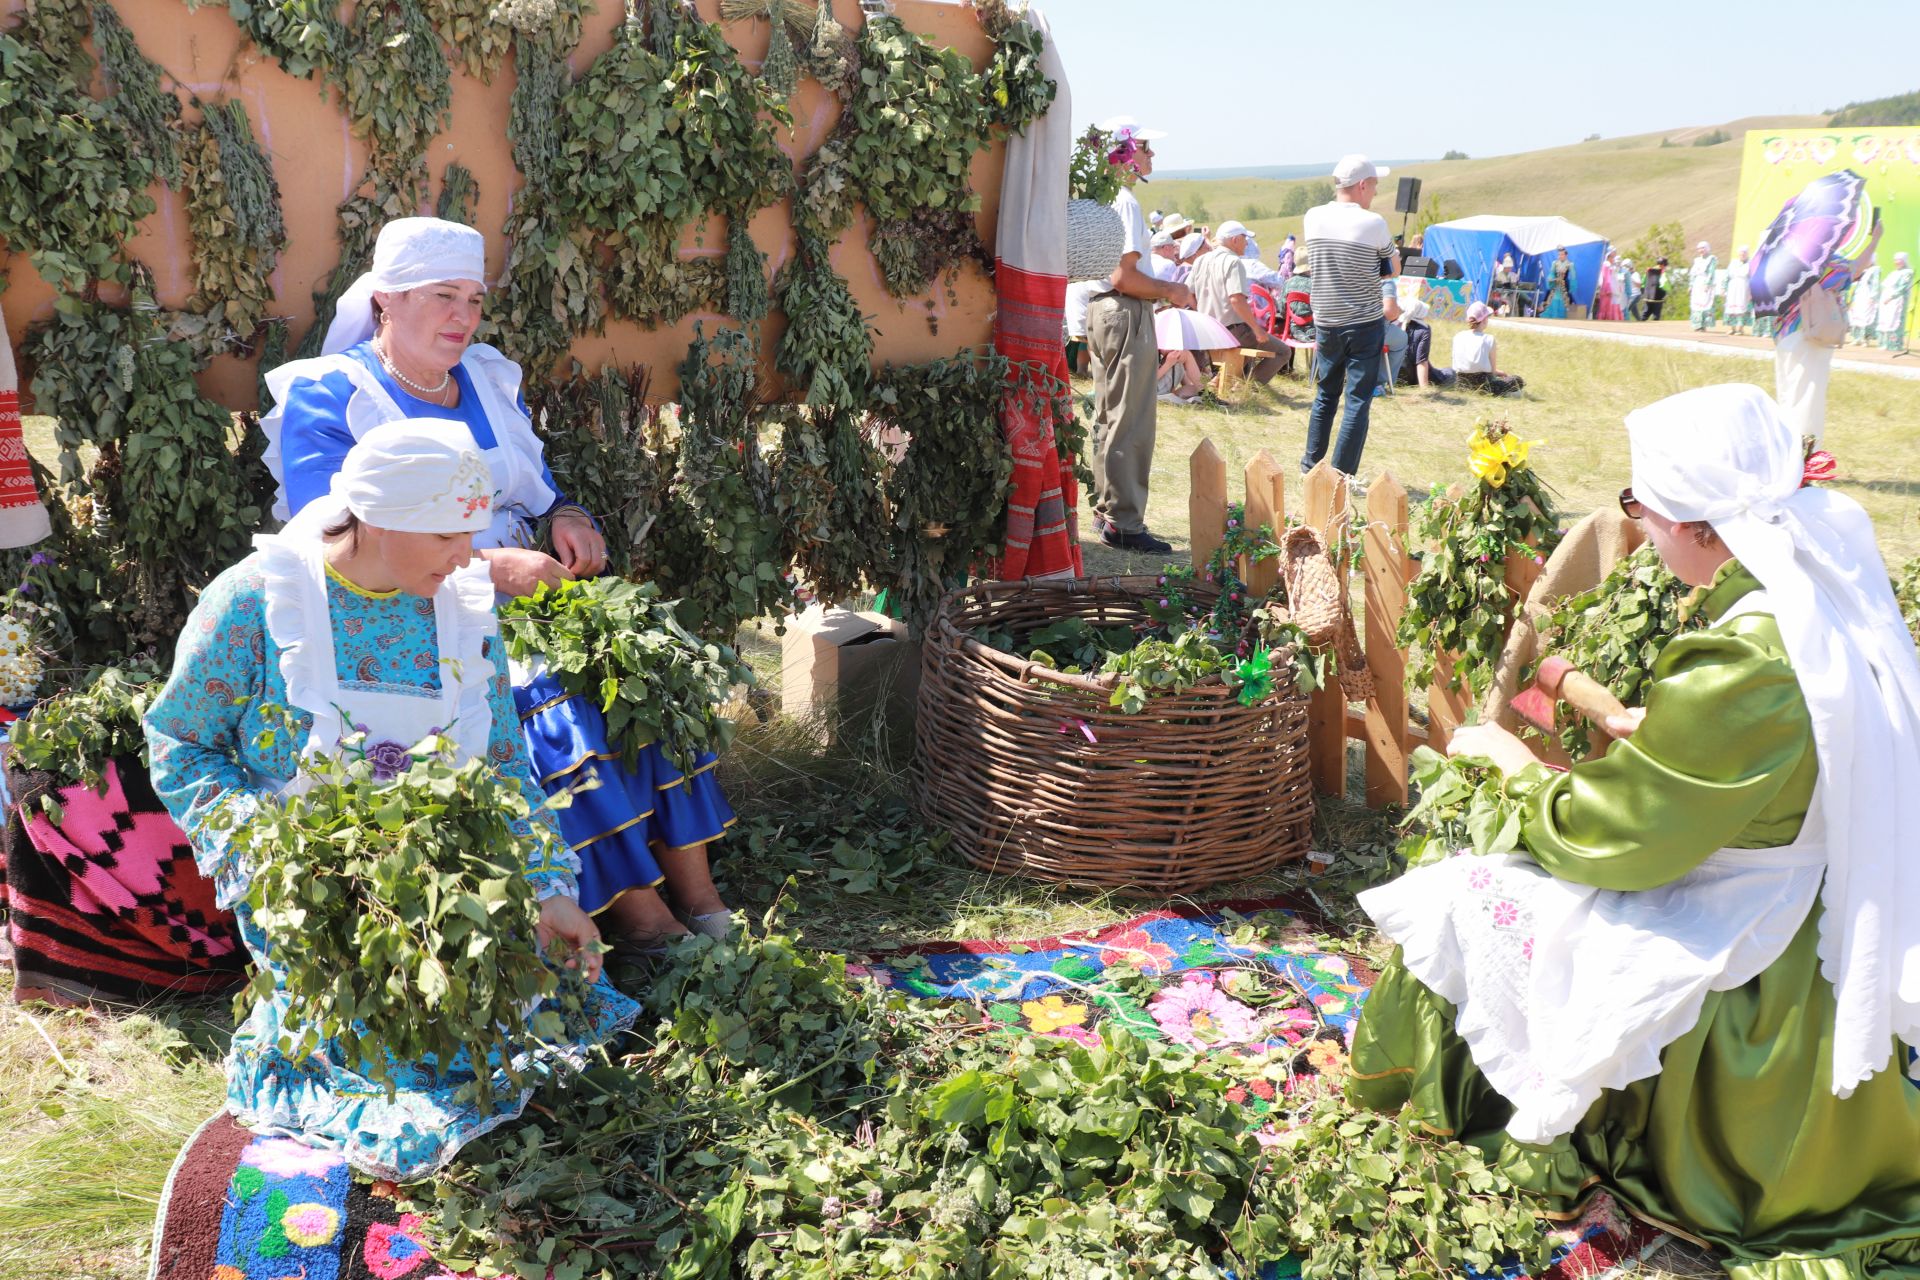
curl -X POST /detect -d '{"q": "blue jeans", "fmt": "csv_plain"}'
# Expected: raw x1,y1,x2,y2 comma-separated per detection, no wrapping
1302,317,1384,477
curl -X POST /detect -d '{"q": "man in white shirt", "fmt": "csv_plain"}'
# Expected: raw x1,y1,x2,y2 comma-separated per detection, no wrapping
1086,118,1195,554
1149,231,1180,281
1188,220,1290,383
1302,155,1399,483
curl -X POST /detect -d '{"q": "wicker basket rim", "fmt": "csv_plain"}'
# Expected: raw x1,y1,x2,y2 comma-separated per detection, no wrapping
932,574,1301,705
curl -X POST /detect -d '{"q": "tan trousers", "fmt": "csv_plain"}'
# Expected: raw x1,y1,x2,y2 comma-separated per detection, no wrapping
1087,293,1158,534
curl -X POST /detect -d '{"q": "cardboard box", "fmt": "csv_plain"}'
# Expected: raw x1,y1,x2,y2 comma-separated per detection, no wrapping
779,606,922,741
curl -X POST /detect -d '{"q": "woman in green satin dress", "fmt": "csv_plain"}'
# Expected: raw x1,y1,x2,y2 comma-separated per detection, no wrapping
1349,385,1920,1280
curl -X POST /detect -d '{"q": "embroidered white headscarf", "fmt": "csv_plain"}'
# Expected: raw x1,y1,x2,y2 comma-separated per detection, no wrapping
1627,382,1920,1098
320,217,488,357
282,419,496,540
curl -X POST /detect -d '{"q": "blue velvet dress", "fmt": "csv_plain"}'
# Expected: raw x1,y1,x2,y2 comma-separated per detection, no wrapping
270,343,736,914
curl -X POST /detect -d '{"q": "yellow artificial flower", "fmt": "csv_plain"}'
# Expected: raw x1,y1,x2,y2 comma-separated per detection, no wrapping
1465,424,1543,490
1021,994,1090,1035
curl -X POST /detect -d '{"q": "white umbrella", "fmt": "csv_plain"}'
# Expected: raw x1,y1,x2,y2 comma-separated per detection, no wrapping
1154,308,1238,351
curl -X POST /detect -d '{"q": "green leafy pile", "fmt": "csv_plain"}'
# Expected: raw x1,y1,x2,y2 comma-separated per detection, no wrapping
1528,544,1701,758
222,734,570,1107
837,16,996,298
768,405,889,607
0,19,158,290
1241,1091,1553,1280
971,0,1057,134
411,911,1548,1280
498,577,754,777
873,353,1014,632
527,362,672,576
1394,745,1530,870
774,230,873,412
1897,555,1920,647
7,661,164,803
553,5,791,325
652,323,795,641
1398,422,1561,699
732,790,950,898
178,99,287,360
92,0,183,188
25,277,269,658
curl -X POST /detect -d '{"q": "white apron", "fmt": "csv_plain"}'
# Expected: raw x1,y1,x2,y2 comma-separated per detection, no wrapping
254,532,498,793
1360,594,1826,1144
260,344,557,552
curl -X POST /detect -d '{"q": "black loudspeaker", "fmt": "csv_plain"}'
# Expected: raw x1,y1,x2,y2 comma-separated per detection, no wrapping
1403,255,1435,278
1393,176,1422,214
1442,258,1464,280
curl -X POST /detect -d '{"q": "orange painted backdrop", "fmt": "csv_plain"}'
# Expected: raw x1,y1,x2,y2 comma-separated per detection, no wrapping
0,0,1003,408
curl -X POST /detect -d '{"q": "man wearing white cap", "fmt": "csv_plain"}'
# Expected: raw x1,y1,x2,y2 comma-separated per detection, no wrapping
1085,117,1194,554
1301,155,1399,483
1688,240,1719,332
1189,221,1290,383
1149,230,1180,280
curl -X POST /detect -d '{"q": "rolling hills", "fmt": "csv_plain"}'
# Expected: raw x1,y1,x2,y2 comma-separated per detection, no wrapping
1151,114,1828,261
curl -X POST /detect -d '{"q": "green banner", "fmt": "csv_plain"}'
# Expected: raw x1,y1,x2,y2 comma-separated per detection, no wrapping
1733,128,1918,342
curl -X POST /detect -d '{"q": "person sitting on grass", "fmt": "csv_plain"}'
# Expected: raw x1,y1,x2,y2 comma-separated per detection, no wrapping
144,419,639,1181
1348,383,1920,1278
1451,301,1524,394
1394,296,1454,388
1155,347,1207,404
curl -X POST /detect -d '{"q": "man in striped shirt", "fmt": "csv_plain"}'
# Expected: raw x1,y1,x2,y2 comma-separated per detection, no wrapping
1302,155,1399,484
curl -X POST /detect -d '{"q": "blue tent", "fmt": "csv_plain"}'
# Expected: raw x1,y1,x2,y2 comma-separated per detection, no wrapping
1420,215,1610,312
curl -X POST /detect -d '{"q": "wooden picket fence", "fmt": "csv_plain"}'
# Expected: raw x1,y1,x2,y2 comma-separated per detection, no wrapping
1188,440,1542,809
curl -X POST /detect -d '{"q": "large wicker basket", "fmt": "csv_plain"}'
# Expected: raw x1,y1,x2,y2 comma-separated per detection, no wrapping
914,576,1314,895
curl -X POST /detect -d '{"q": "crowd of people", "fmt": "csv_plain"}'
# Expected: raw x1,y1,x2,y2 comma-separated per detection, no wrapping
1074,127,1531,543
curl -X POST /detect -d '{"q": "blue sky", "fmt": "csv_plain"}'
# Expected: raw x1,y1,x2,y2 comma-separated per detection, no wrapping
1030,0,1918,172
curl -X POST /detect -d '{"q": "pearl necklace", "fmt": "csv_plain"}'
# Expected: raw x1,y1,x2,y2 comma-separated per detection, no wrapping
374,335,452,401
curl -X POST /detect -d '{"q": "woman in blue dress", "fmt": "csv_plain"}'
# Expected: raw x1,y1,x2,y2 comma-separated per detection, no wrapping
1542,246,1575,319
261,217,737,948
144,420,638,1180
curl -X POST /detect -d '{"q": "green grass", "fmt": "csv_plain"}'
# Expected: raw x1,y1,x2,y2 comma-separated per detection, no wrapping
1154,113,1826,267
0,993,230,1280
1077,320,1920,580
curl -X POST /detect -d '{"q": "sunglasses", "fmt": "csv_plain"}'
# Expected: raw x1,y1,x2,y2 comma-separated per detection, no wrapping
1618,487,1643,519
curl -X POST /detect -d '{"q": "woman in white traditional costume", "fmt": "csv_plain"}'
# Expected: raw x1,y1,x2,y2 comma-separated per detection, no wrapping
261,218,737,949
1847,256,1881,345
1687,240,1718,330
144,421,639,1180
1348,384,1920,1276
1878,251,1912,353
1723,245,1754,335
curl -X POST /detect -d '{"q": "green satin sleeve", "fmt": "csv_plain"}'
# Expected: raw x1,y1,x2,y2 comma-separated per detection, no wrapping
1507,617,1817,892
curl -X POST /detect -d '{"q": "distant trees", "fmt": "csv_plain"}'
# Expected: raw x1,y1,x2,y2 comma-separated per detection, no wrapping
1239,203,1275,222
1626,221,1688,269
1693,129,1730,147
1830,90,1920,127
1441,149,1468,161
1583,133,1601,142
1278,179,1334,216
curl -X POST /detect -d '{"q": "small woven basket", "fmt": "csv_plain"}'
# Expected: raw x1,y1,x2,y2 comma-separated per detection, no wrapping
914,576,1314,896
1066,198,1125,283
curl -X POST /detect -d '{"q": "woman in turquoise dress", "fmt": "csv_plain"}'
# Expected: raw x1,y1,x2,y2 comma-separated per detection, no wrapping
145,420,639,1181
262,217,736,947
1541,247,1574,318
1349,384,1920,1278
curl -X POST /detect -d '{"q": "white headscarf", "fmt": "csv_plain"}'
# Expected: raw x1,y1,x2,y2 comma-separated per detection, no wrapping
321,217,488,356
282,419,497,541
1627,383,1920,1098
